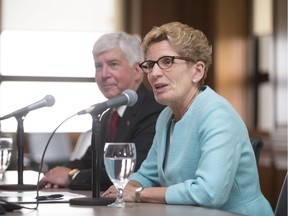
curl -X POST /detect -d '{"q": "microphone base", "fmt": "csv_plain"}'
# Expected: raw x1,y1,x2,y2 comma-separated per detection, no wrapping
69,197,115,206
0,184,37,191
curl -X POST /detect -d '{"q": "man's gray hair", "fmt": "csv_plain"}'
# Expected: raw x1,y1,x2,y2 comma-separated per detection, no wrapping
92,32,144,67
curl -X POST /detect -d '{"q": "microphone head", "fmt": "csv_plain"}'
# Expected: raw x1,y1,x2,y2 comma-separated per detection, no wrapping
123,89,138,106
44,95,56,107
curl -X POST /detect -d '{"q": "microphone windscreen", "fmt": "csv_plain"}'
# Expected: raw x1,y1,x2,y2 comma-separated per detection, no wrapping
123,89,138,106
44,95,56,107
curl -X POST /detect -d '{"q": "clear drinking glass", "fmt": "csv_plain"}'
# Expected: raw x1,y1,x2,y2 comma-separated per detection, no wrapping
0,137,13,183
104,142,136,208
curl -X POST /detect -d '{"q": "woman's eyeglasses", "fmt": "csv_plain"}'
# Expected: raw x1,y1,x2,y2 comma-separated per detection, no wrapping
139,56,193,73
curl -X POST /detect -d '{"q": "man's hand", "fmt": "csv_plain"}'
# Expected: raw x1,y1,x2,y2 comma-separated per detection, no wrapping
39,166,71,188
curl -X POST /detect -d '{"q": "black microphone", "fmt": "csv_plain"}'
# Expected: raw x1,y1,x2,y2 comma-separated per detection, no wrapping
78,89,138,115
0,95,55,121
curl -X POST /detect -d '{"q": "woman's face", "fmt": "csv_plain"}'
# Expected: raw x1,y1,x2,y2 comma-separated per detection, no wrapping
146,40,198,107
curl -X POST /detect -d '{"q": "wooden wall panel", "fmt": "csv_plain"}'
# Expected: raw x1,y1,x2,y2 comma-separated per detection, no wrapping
124,0,216,88
213,0,250,123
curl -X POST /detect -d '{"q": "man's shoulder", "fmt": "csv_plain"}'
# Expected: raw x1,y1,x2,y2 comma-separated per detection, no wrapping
136,84,165,109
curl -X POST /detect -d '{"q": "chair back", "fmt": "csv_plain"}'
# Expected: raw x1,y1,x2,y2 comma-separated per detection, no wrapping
275,173,287,216
27,132,72,171
69,130,91,161
250,137,264,164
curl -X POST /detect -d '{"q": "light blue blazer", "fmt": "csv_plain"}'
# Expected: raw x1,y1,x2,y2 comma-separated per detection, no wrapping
131,86,274,216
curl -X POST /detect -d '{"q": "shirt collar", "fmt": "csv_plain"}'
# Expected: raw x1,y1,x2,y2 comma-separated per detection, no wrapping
115,105,126,117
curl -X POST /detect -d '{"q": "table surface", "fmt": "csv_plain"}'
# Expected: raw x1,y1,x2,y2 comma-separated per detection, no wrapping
0,189,241,216
0,171,241,216
7,200,241,216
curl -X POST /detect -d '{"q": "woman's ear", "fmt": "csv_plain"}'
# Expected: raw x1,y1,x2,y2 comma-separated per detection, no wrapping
192,61,205,83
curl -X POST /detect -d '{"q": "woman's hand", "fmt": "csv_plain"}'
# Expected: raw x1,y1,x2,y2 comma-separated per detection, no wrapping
101,185,118,199
102,180,142,202
122,183,139,202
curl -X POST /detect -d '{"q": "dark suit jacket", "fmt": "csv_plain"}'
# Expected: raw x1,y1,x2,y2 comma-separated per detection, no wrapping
67,83,165,191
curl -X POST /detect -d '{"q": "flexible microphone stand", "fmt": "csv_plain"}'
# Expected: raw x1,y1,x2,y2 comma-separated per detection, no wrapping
0,113,78,213
69,109,114,205
0,113,37,190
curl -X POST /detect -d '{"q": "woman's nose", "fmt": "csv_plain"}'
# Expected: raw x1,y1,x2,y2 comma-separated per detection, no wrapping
150,63,163,76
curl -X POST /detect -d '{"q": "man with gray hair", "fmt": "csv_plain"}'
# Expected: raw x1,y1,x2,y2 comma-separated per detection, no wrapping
40,32,165,190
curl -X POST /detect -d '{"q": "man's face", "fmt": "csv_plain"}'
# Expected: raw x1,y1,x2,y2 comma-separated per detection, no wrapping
94,48,138,99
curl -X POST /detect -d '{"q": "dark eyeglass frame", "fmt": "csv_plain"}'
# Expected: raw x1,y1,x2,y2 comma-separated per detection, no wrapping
139,56,194,73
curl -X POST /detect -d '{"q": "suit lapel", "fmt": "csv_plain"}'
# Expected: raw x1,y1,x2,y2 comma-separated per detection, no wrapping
114,106,136,141
103,84,146,142
114,85,144,142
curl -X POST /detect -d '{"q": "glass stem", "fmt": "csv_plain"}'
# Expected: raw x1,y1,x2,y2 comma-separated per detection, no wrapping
117,187,124,202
